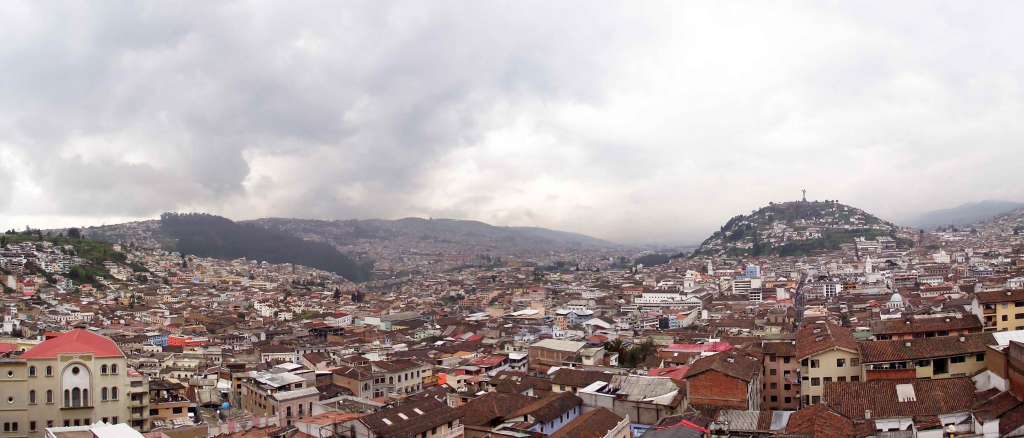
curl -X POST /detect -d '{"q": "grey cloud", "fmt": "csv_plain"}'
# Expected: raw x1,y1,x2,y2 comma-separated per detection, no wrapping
1,1,1024,243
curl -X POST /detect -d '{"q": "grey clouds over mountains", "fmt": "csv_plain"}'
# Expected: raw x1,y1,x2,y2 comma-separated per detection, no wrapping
2,2,1024,243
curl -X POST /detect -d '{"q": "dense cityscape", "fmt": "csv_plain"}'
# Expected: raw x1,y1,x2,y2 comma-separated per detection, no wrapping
3,2,1024,438
1,198,1024,438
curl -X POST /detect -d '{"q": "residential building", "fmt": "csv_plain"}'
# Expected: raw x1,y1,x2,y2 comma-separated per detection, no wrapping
796,323,861,407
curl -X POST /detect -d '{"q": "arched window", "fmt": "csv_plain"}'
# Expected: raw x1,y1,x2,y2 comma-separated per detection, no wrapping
82,389,88,406
28,391,35,404
101,388,108,401
28,366,36,377
110,364,118,375
101,365,108,374
46,390,53,404
110,387,118,400
63,390,69,407
71,388,80,408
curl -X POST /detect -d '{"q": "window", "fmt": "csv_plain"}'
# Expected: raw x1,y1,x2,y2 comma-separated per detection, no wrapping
1003,315,1009,321
811,395,821,404
810,377,820,386
770,369,777,376
784,384,791,390
810,359,820,368
47,421,52,428
101,365,108,374
851,376,860,382
102,418,108,424
29,390,35,404
111,387,118,400
977,353,986,361
951,356,966,364
770,383,777,389
172,407,183,414
823,377,832,383
783,357,791,364
836,358,846,367
149,409,158,416
101,387,108,401
110,364,118,374
29,422,35,432
801,359,808,367
29,366,36,377
784,397,792,404
851,358,860,366
917,360,931,367
112,417,117,424
46,366,53,376
838,376,846,382
3,423,9,432
46,390,53,404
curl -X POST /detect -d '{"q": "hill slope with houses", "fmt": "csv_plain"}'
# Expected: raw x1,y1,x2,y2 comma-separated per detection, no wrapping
693,200,901,257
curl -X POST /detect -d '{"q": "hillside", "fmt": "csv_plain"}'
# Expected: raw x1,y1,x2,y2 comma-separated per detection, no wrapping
1,231,125,287
86,214,373,282
82,215,616,279
693,200,899,257
244,217,617,251
907,200,1024,229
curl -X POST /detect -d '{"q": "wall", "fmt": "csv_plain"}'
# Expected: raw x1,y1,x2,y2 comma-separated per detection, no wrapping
686,371,748,410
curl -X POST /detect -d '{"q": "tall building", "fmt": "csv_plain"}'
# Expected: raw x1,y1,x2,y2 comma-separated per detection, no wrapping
0,330,138,437
796,323,861,407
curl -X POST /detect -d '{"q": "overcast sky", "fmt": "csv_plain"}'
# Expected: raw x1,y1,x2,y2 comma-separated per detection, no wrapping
1,1,1023,244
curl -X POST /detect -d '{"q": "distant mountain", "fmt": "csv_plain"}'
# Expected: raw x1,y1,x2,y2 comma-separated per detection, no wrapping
82,215,617,280
693,200,899,257
86,213,373,282
244,217,618,251
907,200,1024,229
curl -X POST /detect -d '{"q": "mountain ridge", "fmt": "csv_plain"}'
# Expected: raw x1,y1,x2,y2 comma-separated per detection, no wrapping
906,200,1024,229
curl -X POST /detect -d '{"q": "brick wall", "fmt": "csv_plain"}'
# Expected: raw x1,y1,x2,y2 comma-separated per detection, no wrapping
686,371,749,410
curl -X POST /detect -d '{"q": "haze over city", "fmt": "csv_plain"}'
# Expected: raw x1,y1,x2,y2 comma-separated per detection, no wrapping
2,1,1023,244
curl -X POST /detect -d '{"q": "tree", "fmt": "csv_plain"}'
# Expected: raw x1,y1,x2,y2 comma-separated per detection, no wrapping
67,228,82,239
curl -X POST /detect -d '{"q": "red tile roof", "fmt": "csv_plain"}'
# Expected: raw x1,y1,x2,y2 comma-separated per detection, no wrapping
796,322,857,359
21,329,124,359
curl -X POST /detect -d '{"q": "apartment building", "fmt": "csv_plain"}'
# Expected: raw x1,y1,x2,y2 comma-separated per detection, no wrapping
796,323,861,407
972,290,1024,332
858,333,993,381
761,340,799,410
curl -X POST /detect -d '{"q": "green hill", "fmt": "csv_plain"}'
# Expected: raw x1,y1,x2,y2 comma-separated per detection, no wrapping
158,213,373,282
693,200,900,257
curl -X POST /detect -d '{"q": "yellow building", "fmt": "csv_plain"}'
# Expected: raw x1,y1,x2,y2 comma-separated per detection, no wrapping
972,290,1024,332
0,330,139,437
858,333,991,381
796,323,862,407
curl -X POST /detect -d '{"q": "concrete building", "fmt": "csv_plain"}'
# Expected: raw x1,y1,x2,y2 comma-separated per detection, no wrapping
796,323,862,407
